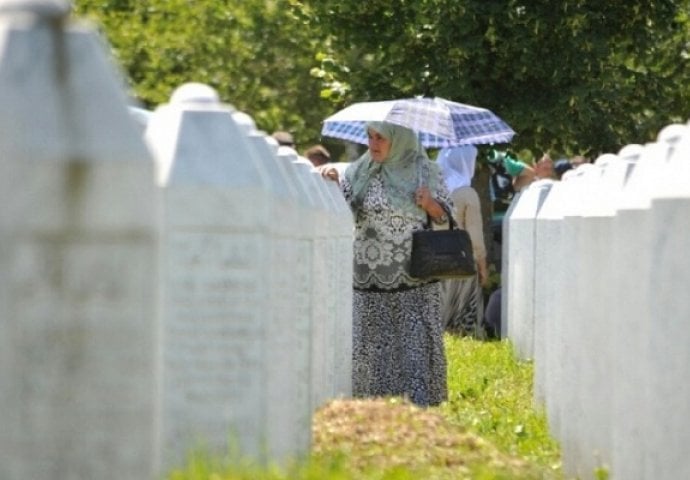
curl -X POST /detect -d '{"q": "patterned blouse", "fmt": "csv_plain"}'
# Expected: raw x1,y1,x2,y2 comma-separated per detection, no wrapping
341,163,452,291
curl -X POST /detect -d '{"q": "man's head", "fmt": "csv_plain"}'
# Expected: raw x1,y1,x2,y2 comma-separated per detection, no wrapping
303,144,331,167
271,131,295,148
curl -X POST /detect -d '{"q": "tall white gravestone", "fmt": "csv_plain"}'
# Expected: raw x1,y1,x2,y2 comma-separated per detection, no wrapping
499,190,521,340
146,84,311,469
556,164,604,479
276,147,332,410
231,112,316,462
609,126,688,480
0,2,160,479
532,179,568,437
504,179,553,361
566,150,638,479
644,124,690,480
320,171,354,399
294,157,354,403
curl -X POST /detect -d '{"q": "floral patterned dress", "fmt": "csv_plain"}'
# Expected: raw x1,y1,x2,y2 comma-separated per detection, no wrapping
341,167,452,407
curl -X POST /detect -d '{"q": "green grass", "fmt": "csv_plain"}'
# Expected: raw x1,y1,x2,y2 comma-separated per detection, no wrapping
441,336,561,473
166,336,563,480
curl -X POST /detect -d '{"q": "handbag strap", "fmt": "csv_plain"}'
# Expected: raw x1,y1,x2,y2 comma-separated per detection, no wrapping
417,157,456,232
424,203,455,231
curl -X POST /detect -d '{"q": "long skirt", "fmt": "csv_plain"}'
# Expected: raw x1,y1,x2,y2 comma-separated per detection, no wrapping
441,274,486,339
352,282,447,407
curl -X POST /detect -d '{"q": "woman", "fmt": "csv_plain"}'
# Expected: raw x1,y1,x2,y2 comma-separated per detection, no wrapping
437,145,489,338
319,122,452,407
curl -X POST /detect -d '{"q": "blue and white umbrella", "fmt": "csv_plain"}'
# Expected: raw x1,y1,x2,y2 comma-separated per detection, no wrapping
321,96,515,148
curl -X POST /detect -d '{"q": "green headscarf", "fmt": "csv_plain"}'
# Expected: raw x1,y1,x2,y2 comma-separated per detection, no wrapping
344,121,439,216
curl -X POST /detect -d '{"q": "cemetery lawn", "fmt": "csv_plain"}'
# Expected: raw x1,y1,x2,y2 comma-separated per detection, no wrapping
168,336,563,480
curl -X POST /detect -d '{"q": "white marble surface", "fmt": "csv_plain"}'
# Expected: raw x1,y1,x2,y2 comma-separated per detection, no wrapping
0,5,159,479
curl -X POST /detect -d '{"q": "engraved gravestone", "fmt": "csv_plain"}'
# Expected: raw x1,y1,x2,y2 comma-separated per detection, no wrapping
231,112,315,462
295,157,354,403
146,84,312,469
292,158,336,403
318,170,354,399
277,147,331,410
0,2,159,479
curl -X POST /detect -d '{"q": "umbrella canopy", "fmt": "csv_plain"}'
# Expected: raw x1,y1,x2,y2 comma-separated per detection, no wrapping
321,96,515,148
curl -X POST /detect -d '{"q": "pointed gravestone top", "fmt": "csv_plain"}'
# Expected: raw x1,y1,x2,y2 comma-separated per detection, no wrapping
0,0,70,19
232,111,257,132
170,82,223,107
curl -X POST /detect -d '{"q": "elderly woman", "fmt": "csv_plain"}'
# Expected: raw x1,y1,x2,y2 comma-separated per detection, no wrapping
320,121,452,407
437,145,488,339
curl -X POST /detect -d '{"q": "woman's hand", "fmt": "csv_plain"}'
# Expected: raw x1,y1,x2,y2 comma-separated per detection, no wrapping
415,187,445,220
317,163,340,182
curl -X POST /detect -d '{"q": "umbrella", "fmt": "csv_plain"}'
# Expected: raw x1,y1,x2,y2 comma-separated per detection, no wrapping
321,96,515,148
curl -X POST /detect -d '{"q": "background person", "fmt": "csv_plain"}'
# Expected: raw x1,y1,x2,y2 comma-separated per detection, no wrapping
437,145,489,339
489,149,536,192
554,157,574,179
271,130,296,148
319,121,452,407
534,153,556,179
303,144,331,167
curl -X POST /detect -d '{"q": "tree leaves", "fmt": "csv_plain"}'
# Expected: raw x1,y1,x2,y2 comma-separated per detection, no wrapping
304,0,690,157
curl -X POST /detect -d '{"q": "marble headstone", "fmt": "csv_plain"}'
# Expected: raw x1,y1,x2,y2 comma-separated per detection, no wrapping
504,179,553,360
0,2,160,479
146,83,312,469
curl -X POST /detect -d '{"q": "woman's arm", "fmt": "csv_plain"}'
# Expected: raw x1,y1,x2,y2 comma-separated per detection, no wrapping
415,186,448,222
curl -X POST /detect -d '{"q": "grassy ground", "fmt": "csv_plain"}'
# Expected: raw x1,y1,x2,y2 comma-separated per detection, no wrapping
168,336,564,480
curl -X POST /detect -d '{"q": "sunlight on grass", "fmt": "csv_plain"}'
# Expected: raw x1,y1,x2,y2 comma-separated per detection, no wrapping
167,336,564,479
441,335,562,472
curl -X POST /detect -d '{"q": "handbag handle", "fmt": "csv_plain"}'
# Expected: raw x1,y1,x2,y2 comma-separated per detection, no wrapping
417,156,455,231
423,202,457,231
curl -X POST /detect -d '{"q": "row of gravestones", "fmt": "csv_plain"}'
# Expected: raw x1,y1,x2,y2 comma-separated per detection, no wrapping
0,2,354,479
502,122,690,480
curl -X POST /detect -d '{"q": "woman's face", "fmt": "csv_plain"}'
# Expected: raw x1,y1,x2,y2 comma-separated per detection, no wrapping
367,128,392,163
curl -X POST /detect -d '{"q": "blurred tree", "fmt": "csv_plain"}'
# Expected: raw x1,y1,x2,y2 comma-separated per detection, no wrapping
302,0,690,158
74,0,690,269
74,0,333,150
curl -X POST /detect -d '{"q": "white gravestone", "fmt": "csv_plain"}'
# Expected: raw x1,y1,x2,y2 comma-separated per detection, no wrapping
0,2,159,479
643,124,690,480
294,159,337,403
566,149,639,479
499,191,521,340
319,171,354,399
557,164,609,479
299,159,354,402
146,84,311,469
532,179,569,437
525,179,557,405
504,179,553,361
276,147,331,411
231,112,316,462
608,127,688,480
538,166,593,469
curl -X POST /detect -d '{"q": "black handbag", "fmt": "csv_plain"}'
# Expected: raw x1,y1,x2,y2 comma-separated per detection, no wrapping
409,203,477,279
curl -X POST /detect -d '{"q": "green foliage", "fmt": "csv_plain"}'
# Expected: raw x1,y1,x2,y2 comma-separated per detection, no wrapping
73,0,334,148
73,0,690,158
300,0,690,158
